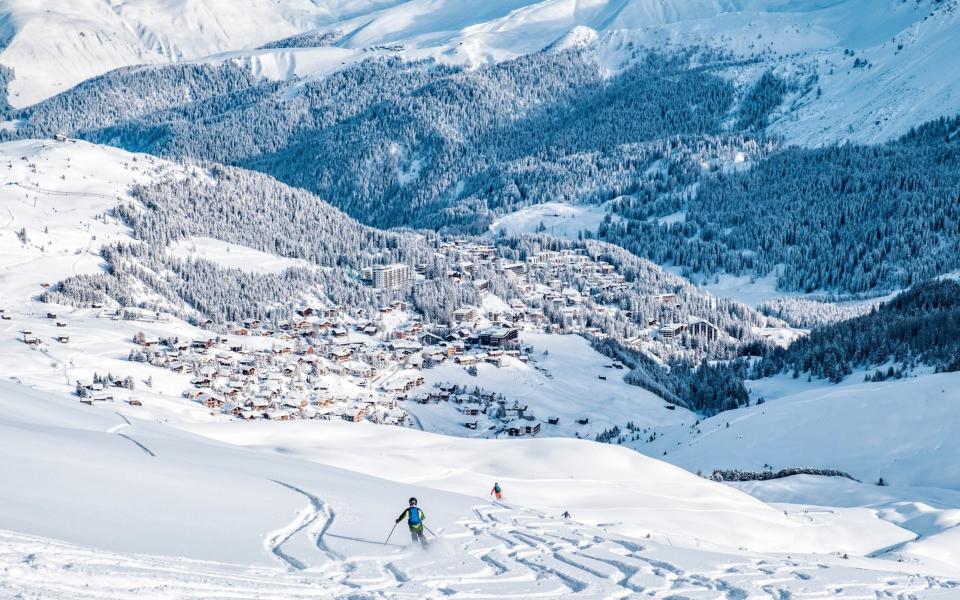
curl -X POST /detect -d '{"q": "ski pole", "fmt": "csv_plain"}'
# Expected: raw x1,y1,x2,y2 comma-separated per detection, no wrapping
384,522,399,546
424,524,438,538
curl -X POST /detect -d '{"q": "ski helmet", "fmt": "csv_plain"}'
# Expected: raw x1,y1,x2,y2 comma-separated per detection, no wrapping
409,497,417,505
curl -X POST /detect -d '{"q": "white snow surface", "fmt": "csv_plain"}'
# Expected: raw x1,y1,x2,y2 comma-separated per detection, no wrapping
3,1,960,145
646,372,960,490
0,0,404,107
188,419,917,557
3,382,959,598
167,236,317,275
487,201,612,240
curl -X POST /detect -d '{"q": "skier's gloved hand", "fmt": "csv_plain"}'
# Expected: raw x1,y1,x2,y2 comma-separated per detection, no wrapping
395,518,401,523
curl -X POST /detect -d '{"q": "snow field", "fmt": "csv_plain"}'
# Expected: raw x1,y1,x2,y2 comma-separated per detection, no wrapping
645,372,960,490
2,368,956,597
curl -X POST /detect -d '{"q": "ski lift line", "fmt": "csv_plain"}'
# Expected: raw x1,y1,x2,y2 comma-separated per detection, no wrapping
8,182,121,201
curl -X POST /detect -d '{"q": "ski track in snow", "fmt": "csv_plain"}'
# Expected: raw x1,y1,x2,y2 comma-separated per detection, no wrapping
7,502,959,599
107,413,156,457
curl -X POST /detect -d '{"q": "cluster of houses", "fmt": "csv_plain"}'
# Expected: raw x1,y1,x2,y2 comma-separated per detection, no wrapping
127,313,411,424
438,242,721,347
65,242,722,432
410,384,547,437
120,298,543,425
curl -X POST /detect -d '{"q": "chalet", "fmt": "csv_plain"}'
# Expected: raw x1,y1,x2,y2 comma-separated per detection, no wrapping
464,421,478,430
282,397,307,410
331,348,353,363
577,418,589,425
46,312,57,319
128,398,143,407
339,408,364,423
249,397,271,410
547,416,560,425
170,361,190,374
505,420,541,437
55,335,69,343
266,410,293,421
484,355,504,367
200,394,224,409
55,321,67,327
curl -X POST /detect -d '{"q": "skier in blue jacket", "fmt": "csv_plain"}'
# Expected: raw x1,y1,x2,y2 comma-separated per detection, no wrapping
396,497,428,548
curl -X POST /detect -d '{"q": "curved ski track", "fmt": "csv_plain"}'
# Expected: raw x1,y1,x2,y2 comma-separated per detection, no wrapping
3,501,958,599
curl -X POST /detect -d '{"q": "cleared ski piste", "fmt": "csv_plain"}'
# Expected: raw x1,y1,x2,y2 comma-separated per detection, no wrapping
3,383,959,599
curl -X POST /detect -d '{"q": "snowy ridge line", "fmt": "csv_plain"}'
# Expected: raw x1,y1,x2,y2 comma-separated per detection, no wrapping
7,182,121,201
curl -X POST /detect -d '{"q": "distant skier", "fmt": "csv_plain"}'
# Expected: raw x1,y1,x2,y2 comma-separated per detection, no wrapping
562,510,571,519
490,482,503,500
396,497,428,548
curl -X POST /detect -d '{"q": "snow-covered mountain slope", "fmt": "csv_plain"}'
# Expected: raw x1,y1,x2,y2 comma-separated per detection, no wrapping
0,0,408,108
0,138,183,300
319,0,960,145
733,475,960,572
646,372,960,490
3,0,959,145
188,418,917,557
3,380,958,598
